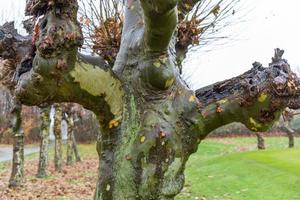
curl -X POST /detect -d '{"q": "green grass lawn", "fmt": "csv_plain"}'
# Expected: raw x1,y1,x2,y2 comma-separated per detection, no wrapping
176,137,300,200
1,137,300,200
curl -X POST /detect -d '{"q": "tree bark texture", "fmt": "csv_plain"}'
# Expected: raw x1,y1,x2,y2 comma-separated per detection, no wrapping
2,0,300,199
37,106,51,178
54,104,63,172
9,99,24,187
255,133,265,150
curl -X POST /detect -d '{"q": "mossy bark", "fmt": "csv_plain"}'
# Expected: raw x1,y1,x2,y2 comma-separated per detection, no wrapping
3,1,300,199
54,104,63,172
9,99,24,187
37,106,51,178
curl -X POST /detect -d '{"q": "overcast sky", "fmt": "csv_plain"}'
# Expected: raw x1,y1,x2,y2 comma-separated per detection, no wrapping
0,0,299,90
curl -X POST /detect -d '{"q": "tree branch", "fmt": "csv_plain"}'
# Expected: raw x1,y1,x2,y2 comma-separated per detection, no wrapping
140,0,178,52
196,49,300,135
0,0,124,127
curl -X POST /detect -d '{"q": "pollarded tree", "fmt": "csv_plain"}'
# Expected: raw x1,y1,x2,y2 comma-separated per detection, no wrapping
1,0,300,199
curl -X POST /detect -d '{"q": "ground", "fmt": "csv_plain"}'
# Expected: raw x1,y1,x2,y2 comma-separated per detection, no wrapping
0,137,300,200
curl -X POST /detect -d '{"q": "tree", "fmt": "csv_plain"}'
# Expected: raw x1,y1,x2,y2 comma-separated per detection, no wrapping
53,103,63,172
63,104,81,165
255,132,265,150
36,106,51,178
8,98,25,187
282,108,296,148
1,0,300,199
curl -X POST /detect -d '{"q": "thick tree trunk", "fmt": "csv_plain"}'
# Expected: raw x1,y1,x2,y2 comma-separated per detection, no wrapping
9,99,24,187
37,107,51,178
54,104,63,172
255,133,266,150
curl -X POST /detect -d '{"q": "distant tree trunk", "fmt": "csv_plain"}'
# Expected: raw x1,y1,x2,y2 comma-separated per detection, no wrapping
9,99,24,187
282,109,295,148
36,107,51,178
65,110,81,164
255,133,265,150
66,113,74,165
72,128,81,162
54,104,63,172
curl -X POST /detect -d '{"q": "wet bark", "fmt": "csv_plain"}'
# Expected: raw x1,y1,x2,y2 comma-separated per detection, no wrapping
37,106,51,178
255,133,265,150
9,99,24,187
54,104,63,172
2,1,300,199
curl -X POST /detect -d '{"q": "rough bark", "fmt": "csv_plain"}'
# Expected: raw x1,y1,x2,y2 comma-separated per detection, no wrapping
37,106,51,178
255,133,265,150
2,1,300,199
53,103,63,172
9,99,24,187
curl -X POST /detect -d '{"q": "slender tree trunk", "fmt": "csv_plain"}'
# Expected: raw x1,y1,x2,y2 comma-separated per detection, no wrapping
255,133,265,150
9,99,24,187
54,104,63,172
72,129,81,162
284,121,295,148
66,114,74,165
36,107,51,178
287,132,294,148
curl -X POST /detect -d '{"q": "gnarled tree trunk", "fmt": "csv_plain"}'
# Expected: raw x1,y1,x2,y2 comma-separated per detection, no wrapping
9,99,24,187
53,104,63,172
37,106,51,178
1,0,300,199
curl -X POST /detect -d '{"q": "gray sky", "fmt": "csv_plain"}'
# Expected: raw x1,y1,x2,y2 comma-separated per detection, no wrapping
0,0,299,90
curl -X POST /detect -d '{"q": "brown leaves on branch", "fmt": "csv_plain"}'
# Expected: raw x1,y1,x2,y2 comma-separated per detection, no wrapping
90,17,122,66
177,17,202,49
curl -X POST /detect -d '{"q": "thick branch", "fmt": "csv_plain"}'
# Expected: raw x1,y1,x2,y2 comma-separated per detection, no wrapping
196,50,300,134
0,1,125,127
140,0,178,52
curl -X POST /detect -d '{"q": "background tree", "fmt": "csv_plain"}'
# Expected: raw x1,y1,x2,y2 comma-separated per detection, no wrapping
63,103,81,165
255,132,265,150
8,98,24,187
1,0,300,199
53,103,63,172
282,108,296,148
36,106,51,178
